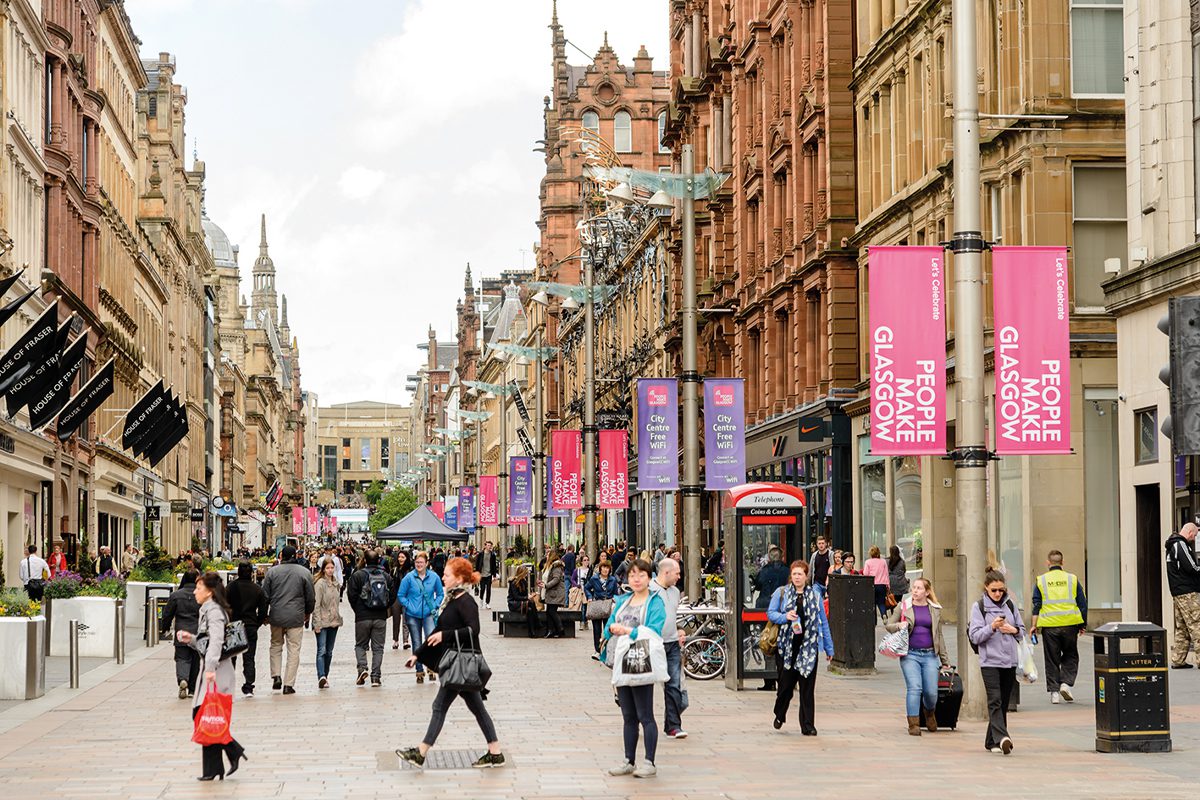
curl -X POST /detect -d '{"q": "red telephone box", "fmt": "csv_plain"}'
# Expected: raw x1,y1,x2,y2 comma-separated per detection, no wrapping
721,482,805,690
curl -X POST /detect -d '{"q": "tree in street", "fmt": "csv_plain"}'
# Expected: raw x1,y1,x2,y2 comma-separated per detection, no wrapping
369,486,419,533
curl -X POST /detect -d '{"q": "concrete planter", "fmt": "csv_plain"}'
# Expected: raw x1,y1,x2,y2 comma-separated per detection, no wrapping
124,581,175,629
0,616,45,699
48,597,119,658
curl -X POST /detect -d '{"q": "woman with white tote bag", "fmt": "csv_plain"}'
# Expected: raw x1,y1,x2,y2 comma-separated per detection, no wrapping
603,558,668,779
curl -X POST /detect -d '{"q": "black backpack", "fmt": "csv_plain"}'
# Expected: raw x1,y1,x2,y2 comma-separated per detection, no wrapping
360,568,390,610
969,597,1017,654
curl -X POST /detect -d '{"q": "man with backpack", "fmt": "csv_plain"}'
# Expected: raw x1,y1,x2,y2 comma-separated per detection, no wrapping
347,548,395,687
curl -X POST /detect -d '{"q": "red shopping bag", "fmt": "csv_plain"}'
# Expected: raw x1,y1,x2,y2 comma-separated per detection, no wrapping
192,680,233,746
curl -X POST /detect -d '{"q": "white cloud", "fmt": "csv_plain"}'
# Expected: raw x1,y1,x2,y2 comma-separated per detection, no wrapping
338,166,387,201
127,0,668,405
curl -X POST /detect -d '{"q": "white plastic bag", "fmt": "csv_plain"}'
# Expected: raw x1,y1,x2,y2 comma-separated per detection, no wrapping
1017,637,1039,684
878,625,910,659
612,628,669,687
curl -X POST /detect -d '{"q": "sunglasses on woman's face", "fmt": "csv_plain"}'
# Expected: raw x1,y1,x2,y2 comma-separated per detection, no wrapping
986,586,1006,595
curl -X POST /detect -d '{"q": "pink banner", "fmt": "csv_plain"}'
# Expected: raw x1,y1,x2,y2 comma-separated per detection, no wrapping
478,475,499,525
868,246,947,455
551,429,583,509
993,246,1071,454
598,430,628,509
432,501,445,522
306,506,319,536
291,506,302,535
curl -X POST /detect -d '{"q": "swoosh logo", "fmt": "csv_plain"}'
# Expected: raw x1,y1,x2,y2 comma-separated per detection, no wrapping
801,426,819,434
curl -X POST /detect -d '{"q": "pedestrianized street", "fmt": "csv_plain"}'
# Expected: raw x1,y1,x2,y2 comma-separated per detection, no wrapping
1,595,1197,800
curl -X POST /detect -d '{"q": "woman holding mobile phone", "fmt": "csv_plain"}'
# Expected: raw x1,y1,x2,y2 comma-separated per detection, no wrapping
967,570,1025,755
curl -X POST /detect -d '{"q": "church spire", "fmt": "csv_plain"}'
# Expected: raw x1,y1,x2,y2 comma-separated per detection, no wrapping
252,213,278,326
259,213,268,256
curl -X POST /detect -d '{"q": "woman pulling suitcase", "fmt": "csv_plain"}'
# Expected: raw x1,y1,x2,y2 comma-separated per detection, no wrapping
884,578,951,735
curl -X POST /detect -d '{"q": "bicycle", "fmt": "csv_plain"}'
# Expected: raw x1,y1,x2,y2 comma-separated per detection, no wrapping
682,615,727,680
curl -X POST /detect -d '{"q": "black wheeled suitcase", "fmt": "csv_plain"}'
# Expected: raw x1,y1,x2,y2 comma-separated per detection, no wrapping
934,668,963,730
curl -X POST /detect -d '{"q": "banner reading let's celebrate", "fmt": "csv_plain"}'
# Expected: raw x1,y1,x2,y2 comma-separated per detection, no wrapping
992,246,1071,454
868,246,947,455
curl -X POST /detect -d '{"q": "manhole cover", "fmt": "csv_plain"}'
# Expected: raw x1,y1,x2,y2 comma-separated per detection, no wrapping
379,749,491,771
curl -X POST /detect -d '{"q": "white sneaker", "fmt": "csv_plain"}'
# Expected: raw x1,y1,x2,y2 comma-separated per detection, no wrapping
633,763,657,778
667,728,688,739
608,761,635,776
1050,691,1061,704
989,746,1004,754
1059,683,1074,702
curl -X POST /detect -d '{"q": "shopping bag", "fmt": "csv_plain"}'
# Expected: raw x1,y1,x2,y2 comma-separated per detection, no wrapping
612,628,668,687
878,625,910,659
1017,638,1039,684
192,680,233,746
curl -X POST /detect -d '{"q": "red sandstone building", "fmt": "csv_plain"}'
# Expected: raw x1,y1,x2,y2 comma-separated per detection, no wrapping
666,0,859,549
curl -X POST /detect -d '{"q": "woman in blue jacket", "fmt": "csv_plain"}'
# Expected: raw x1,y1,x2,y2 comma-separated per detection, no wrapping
603,559,667,779
766,559,833,735
585,559,619,656
397,551,444,684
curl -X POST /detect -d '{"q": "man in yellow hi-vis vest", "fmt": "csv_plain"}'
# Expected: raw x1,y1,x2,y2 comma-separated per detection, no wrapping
1030,550,1087,705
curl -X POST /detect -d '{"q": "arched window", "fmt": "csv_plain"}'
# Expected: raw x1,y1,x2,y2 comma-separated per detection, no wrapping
658,110,669,153
582,110,599,135
614,111,632,152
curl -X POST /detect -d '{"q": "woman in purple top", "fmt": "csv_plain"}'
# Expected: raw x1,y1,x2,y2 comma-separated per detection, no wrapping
885,578,949,736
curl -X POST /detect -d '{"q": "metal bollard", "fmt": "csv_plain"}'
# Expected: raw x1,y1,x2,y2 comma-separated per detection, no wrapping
146,598,159,648
69,619,80,688
115,599,126,664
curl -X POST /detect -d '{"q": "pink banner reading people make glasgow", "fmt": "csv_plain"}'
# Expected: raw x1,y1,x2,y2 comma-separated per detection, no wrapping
306,506,319,536
551,430,583,510
868,246,947,455
598,429,629,509
292,506,303,535
432,501,445,522
992,246,1071,455
478,475,499,525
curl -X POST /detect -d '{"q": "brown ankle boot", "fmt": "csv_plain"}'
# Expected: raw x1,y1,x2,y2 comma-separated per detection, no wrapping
907,716,922,736
923,707,938,733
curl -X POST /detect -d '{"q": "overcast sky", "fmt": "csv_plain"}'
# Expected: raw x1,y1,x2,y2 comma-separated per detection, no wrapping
124,0,669,406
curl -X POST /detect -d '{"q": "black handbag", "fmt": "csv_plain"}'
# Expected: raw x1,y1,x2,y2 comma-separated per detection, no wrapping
437,629,492,692
196,620,249,661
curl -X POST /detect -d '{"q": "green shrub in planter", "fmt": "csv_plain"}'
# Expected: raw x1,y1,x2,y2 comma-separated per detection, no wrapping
43,571,83,599
0,587,40,617
78,572,127,598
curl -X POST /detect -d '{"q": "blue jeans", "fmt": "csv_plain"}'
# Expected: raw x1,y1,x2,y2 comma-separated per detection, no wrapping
406,615,437,671
900,647,941,716
315,627,338,679
663,640,685,732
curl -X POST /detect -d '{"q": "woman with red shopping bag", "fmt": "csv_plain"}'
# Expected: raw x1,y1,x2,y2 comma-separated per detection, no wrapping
177,572,248,781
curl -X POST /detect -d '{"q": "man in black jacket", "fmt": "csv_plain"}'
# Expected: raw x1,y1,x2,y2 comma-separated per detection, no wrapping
227,561,269,696
475,541,499,609
347,549,394,687
1166,523,1200,668
161,571,201,699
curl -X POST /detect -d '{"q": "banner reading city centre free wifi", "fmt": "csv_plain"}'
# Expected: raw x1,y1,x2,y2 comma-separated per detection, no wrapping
992,246,1071,454
704,379,747,489
637,378,679,490
868,246,947,455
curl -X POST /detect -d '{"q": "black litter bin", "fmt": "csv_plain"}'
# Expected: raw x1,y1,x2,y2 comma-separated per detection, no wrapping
827,574,876,672
145,593,171,643
1093,621,1171,753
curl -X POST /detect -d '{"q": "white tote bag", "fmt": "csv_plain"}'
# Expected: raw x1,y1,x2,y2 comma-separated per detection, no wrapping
612,627,669,687
1017,638,1039,684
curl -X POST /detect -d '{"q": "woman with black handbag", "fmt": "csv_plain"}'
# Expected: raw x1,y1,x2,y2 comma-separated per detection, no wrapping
176,572,249,781
397,557,506,769
585,560,619,657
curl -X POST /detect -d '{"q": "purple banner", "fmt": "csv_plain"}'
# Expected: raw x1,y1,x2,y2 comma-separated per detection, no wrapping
457,486,476,531
637,378,679,490
509,457,533,521
704,379,746,490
